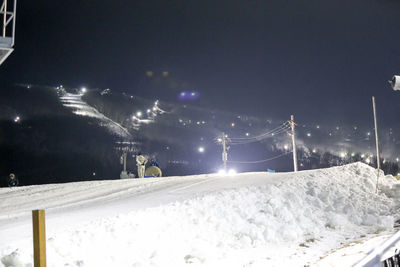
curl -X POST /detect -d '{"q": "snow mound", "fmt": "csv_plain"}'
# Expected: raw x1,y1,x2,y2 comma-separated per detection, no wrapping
1,162,399,266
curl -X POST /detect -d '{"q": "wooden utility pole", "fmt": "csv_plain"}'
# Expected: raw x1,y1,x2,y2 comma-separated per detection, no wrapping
289,115,298,172
221,132,227,171
32,210,46,267
372,96,381,193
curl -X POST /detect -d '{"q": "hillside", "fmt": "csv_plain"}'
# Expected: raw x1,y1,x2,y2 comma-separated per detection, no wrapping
1,83,400,187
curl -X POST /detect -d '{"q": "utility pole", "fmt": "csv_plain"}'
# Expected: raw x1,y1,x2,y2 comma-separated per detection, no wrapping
221,132,227,171
289,115,298,172
372,96,381,193
122,150,127,173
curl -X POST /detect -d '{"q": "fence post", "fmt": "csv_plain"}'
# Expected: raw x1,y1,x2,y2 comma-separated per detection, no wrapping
32,209,46,267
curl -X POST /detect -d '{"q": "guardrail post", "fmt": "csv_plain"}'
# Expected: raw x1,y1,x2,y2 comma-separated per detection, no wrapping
32,209,46,267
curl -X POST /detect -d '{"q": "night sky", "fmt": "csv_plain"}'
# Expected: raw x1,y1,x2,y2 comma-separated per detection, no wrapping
3,0,400,128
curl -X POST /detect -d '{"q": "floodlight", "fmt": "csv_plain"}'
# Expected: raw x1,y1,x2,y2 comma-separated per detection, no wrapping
228,169,237,175
218,169,226,175
389,75,400,91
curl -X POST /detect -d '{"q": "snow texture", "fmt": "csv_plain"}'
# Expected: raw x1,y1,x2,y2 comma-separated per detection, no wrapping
60,93,131,138
0,162,400,266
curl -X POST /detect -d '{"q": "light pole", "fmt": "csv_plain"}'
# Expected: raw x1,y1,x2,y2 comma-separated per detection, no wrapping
372,96,380,193
221,132,227,171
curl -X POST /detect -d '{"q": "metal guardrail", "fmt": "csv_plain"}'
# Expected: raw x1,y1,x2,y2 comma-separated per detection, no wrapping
354,230,400,267
381,249,400,267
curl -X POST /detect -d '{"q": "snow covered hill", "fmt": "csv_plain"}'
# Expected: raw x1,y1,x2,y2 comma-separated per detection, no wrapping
59,92,131,138
1,163,400,266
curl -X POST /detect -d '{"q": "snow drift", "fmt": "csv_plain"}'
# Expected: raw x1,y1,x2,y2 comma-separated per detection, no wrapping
1,162,400,266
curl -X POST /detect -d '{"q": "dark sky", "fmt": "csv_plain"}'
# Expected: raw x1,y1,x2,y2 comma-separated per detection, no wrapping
2,0,400,127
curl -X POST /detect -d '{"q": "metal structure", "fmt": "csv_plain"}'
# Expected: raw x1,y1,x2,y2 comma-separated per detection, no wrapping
115,141,137,179
354,230,400,267
0,0,16,66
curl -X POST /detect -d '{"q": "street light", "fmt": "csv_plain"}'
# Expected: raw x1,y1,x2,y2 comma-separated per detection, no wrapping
389,75,400,91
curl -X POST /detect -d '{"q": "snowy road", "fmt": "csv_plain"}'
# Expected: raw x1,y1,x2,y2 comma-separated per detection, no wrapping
1,163,400,266
0,172,280,245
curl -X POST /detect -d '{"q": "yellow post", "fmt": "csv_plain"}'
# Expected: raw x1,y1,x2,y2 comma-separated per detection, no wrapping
32,210,46,267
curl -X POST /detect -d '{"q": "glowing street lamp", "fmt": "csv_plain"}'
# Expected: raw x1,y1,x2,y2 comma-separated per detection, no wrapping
136,111,142,118
228,169,237,176
389,75,400,91
14,116,20,123
81,87,87,94
284,144,289,150
198,146,205,153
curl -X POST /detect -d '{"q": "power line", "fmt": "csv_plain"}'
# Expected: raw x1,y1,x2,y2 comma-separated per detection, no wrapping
228,122,289,140
227,122,291,145
227,150,292,164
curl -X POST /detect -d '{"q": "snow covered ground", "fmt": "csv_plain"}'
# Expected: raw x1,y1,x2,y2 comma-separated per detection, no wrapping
1,162,400,266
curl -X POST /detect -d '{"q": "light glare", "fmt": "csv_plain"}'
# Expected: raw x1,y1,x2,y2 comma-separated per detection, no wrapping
218,169,226,175
228,169,237,175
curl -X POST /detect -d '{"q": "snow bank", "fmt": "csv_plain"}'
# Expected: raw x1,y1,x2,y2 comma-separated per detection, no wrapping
1,162,400,266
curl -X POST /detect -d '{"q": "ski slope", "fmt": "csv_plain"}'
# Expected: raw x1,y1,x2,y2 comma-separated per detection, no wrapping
60,93,131,138
1,163,400,266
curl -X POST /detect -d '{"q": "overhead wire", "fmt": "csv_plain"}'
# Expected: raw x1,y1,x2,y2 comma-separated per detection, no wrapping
227,122,291,145
228,122,290,140
212,122,288,143
227,150,292,164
